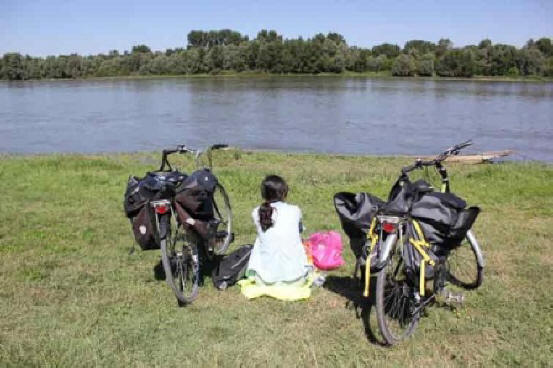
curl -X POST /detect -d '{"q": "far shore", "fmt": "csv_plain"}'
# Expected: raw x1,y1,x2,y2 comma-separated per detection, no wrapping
2,71,553,83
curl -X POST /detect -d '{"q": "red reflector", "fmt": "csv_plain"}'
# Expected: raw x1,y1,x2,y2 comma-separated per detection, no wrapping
155,204,169,214
382,222,396,233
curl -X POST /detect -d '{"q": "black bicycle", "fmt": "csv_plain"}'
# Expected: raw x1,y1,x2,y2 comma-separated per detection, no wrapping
334,141,484,345
124,144,233,306
372,141,484,344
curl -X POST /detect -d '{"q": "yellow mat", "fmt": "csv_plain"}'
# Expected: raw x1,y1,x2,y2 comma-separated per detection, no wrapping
238,274,315,301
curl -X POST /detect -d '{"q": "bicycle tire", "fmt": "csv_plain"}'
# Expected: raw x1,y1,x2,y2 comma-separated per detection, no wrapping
211,183,233,255
446,231,484,290
160,218,200,306
375,240,419,345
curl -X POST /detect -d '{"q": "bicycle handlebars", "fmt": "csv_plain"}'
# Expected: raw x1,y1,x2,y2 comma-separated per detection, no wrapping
159,144,229,171
401,140,472,174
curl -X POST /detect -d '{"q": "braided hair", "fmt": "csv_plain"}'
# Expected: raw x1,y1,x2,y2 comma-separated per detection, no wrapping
258,175,288,232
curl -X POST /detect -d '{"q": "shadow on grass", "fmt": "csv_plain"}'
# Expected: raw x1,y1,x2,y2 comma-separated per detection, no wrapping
152,256,222,286
323,275,387,346
153,260,165,280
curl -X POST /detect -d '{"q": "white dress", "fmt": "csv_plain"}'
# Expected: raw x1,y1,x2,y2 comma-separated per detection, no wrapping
247,201,309,284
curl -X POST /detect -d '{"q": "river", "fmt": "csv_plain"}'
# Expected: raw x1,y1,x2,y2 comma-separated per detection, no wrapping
1,77,552,161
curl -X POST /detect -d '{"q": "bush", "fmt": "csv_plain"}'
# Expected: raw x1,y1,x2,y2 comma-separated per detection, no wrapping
507,66,520,77
391,54,416,76
436,49,476,77
417,53,435,76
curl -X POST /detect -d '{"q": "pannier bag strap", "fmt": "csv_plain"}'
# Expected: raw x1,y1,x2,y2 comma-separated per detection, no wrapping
409,220,435,297
364,217,378,297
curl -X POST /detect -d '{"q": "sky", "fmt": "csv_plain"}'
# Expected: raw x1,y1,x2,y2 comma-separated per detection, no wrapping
1,0,552,56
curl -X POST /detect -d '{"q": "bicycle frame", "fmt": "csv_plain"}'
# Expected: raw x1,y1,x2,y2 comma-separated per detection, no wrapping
363,140,476,298
362,215,403,297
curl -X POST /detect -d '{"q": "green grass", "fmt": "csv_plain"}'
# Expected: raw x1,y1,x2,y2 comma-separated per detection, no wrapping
1,150,552,367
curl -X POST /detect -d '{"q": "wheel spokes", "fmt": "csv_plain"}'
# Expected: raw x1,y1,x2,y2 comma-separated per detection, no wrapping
382,256,418,339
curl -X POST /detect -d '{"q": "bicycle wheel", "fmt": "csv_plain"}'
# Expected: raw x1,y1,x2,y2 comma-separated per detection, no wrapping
446,231,484,290
160,221,200,306
375,240,419,345
211,183,233,255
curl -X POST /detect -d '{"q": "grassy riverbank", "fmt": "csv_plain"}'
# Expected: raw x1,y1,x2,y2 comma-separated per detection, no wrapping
3,71,553,83
1,150,552,367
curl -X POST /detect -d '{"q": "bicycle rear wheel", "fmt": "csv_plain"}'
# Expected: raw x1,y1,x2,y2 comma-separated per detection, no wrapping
375,240,419,345
160,223,200,306
211,183,233,255
446,230,484,290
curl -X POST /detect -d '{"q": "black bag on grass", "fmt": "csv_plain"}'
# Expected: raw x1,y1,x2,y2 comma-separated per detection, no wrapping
212,245,253,290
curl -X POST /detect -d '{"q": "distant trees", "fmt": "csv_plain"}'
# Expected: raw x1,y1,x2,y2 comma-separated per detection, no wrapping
371,43,400,58
392,54,416,76
1,53,26,80
436,49,476,77
417,53,435,76
1,31,552,80
187,29,248,48
404,40,436,56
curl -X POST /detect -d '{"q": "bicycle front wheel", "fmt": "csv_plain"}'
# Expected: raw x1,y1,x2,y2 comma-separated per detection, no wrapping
211,183,233,255
375,240,419,345
160,224,200,306
446,230,484,290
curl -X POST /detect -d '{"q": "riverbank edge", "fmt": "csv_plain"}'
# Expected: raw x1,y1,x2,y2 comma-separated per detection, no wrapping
2,70,552,83
1,149,550,165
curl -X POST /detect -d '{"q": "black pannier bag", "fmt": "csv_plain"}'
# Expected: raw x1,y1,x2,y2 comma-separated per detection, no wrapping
411,191,479,249
385,179,434,215
333,192,384,260
124,172,185,218
175,169,218,221
124,175,162,250
124,176,146,218
131,205,158,250
402,223,439,285
446,206,480,247
124,172,184,250
211,244,253,290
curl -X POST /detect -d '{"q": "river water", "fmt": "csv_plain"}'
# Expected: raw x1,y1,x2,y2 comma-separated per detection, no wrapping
1,77,552,161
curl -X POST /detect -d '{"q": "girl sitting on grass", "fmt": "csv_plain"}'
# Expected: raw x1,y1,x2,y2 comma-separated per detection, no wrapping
242,175,312,299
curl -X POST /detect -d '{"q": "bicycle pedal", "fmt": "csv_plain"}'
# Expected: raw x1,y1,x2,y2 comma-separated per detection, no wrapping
438,289,465,305
445,292,465,305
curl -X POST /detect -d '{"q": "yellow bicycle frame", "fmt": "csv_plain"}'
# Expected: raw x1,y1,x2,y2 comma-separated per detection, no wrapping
363,217,378,297
409,220,435,296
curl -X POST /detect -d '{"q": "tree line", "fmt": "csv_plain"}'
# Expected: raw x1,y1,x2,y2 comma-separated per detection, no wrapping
1,29,552,80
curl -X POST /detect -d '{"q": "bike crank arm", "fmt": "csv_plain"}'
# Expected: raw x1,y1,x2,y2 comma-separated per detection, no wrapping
412,294,435,316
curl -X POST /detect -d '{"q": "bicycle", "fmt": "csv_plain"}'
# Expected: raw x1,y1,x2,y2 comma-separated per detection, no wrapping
363,141,484,345
125,144,233,306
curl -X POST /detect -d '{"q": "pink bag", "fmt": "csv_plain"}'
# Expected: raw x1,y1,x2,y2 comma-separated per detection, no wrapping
307,231,345,270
